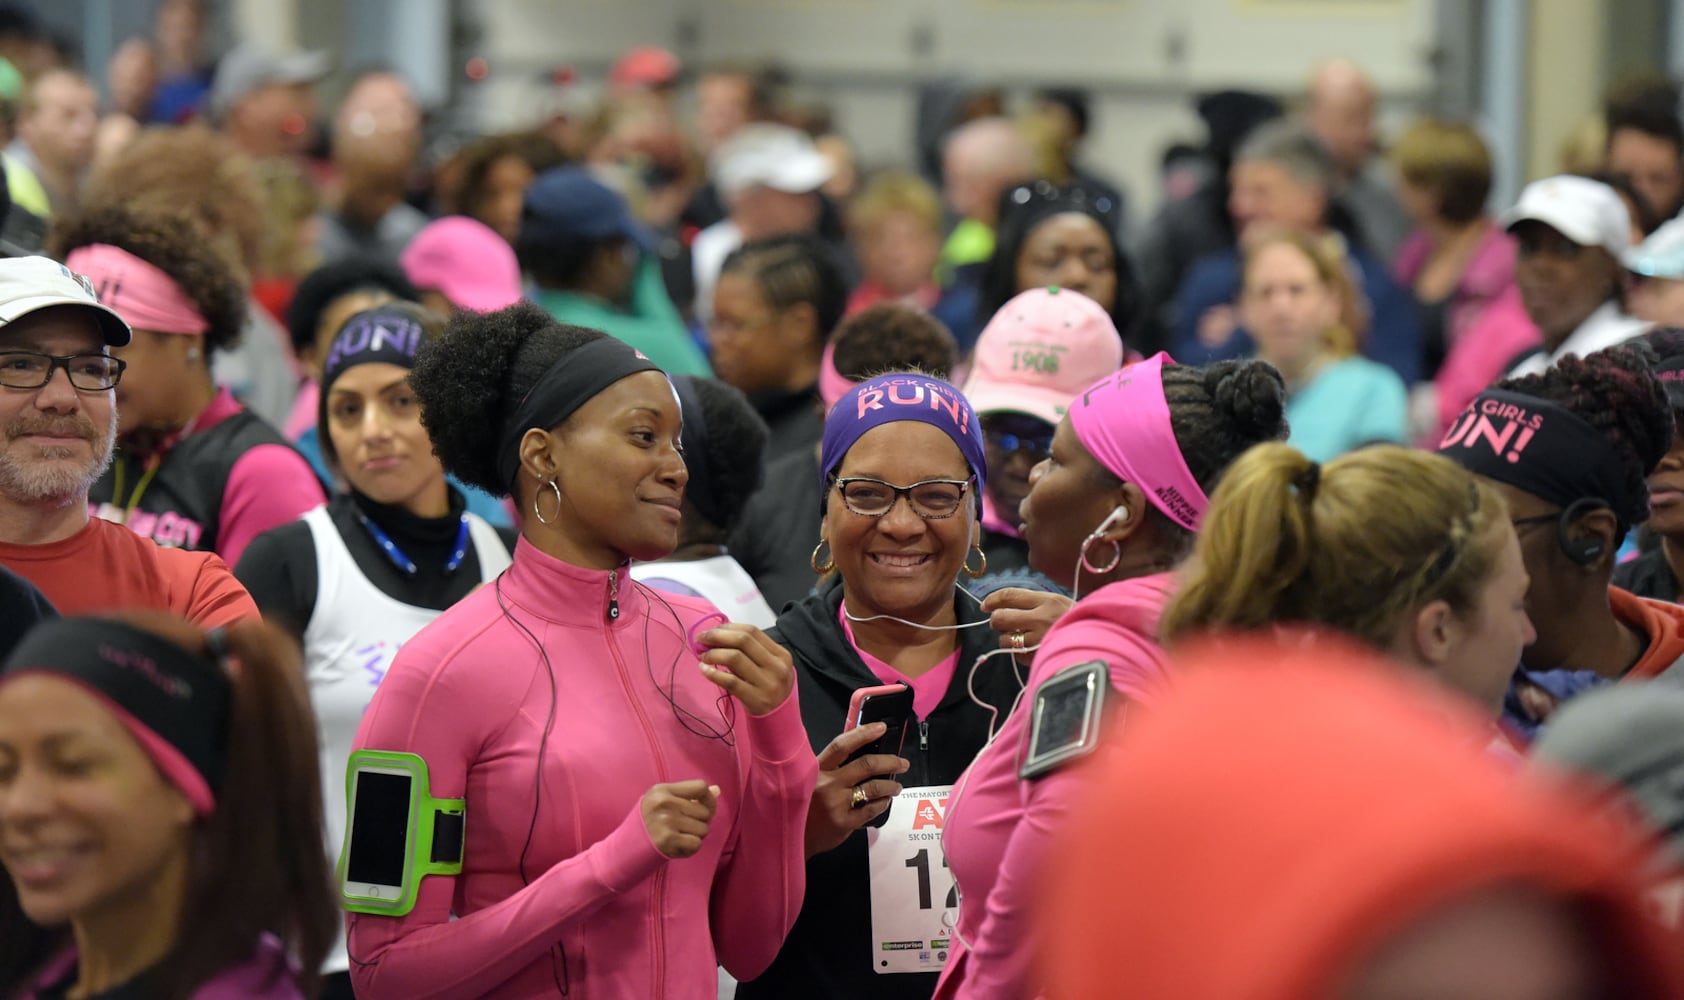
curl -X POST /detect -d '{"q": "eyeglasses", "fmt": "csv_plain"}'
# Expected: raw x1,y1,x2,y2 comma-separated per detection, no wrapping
985,429,1054,461
832,476,975,520
0,352,126,391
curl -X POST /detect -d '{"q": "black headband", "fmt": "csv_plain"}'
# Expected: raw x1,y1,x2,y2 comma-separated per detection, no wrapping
495,337,663,490
1437,389,1633,523
670,376,723,528
2,618,232,805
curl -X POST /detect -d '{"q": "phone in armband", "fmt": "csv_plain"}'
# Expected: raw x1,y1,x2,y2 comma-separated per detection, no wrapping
338,750,465,917
1020,661,1110,780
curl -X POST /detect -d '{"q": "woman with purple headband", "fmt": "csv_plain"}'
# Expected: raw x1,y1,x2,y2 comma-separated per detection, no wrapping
739,372,1017,1000
933,353,1287,1000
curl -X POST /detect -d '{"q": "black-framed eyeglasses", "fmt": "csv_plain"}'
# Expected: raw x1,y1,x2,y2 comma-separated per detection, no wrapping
0,351,126,391
985,429,1054,461
831,476,975,520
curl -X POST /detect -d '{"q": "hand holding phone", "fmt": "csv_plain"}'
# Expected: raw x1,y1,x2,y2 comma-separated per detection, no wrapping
843,683,914,776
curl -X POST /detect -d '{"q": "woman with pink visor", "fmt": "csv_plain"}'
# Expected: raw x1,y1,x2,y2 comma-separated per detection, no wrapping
932,354,1287,999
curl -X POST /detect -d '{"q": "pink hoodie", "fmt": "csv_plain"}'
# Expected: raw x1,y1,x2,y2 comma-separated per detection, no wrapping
934,572,1176,1000
348,537,815,998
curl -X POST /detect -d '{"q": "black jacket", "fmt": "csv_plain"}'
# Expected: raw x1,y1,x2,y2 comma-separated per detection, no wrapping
732,447,824,614
737,575,1020,1000
1614,548,1680,604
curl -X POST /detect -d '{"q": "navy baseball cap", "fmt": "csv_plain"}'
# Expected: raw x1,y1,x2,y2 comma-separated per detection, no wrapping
518,167,647,252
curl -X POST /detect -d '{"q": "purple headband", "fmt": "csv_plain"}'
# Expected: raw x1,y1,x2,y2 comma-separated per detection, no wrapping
819,373,987,513
1067,353,1209,531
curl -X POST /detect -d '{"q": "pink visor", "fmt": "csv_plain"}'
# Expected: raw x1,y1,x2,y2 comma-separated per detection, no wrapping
1067,353,1209,531
64,243,210,336
819,341,858,412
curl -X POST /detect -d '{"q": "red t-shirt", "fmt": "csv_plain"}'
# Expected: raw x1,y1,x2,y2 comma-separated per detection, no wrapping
0,516,258,627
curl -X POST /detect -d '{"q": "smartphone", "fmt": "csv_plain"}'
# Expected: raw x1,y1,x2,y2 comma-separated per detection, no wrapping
342,764,415,905
844,683,913,765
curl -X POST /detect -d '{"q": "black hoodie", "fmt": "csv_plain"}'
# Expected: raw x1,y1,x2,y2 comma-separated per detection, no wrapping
737,574,1022,1000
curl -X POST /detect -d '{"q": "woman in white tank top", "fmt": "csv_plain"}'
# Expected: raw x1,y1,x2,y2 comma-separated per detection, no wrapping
233,304,514,1000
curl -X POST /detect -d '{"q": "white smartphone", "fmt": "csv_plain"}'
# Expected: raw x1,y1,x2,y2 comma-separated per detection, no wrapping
342,764,415,904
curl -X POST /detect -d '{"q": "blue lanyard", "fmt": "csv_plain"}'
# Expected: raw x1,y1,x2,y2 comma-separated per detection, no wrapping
356,511,471,576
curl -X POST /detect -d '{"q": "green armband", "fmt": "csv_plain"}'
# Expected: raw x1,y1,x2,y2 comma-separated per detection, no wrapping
338,750,466,917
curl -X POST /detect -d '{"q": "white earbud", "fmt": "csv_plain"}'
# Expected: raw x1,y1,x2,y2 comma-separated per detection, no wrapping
1087,505,1128,540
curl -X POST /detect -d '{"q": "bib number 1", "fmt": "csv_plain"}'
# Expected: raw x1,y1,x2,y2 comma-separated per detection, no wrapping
866,785,958,974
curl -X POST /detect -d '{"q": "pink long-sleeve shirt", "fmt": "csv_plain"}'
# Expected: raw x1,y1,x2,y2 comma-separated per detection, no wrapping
347,537,815,999
934,572,1176,1000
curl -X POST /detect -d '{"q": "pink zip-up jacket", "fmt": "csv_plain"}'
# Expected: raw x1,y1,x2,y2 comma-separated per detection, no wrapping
347,537,815,999
935,572,1176,1000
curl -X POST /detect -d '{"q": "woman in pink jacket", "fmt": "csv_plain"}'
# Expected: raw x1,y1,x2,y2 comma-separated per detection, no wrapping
934,355,1288,999
347,304,816,998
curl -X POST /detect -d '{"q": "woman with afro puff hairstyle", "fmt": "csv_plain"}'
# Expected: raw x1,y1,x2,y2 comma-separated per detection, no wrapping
347,302,814,998
51,205,324,567
1437,341,1684,739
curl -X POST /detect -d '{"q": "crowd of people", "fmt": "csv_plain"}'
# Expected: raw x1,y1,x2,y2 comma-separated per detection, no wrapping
4,1,1684,997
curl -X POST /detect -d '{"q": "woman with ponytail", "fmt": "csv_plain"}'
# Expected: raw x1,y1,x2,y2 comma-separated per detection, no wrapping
0,612,337,999
932,355,1288,1000
1162,443,1536,716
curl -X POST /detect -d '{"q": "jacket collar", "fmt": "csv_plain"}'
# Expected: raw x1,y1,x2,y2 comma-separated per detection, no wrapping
500,535,645,628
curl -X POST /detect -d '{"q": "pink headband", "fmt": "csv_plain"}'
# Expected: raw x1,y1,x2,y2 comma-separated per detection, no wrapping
819,341,858,412
64,243,209,336
1067,353,1209,531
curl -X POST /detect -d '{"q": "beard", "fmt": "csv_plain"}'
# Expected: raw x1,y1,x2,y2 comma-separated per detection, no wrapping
0,412,117,505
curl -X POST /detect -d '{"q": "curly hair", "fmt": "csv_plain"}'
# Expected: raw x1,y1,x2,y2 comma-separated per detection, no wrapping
830,304,959,381
443,131,566,220
673,375,768,536
1115,358,1289,555
49,205,248,354
1494,342,1672,532
407,302,608,496
78,125,266,274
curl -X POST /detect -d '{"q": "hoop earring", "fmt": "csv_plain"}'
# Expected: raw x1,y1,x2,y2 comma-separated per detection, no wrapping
811,538,834,574
533,479,562,525
962,544,988,579
1079,534,1121,575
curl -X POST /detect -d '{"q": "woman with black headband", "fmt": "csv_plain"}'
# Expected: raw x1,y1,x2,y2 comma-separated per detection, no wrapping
232,302,515,998
347,303,814,998
0,613,337,999
1437,343,1684,737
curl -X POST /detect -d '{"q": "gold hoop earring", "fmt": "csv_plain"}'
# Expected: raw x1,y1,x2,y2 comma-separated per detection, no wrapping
533,479,562,525
963,545,988,579
811,538,834,574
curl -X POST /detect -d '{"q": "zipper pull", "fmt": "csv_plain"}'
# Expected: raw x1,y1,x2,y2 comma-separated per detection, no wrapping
919,720,930,752
607,569,621,620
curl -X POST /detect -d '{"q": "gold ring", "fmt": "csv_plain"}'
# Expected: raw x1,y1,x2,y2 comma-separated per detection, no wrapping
1011,631,1027,651
850,785,869,808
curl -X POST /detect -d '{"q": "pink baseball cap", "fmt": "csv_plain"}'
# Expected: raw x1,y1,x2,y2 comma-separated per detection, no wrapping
400,216,524,313
962,286,1126,424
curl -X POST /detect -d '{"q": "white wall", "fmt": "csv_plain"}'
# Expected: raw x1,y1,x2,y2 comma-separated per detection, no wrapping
467,0,1437,218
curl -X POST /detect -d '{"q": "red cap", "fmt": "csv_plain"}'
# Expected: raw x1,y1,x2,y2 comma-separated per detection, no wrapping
610,46,680,89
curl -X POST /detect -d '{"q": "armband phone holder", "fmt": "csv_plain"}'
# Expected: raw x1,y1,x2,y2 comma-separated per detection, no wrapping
338,749,465,917
1019,660,1110,781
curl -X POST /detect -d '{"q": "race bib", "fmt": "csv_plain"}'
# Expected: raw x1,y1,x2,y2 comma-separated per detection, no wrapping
866,785,958,974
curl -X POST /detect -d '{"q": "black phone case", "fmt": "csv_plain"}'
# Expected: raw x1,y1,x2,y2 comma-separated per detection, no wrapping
845,689,914,828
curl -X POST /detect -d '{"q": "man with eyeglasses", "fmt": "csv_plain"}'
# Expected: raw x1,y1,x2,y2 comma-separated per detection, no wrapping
0,256,256,627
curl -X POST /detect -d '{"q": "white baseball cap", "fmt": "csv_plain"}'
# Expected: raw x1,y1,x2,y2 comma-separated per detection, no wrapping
1501,175,1632,256
0,256,132,346
713,124,833,198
